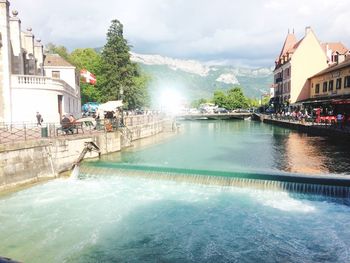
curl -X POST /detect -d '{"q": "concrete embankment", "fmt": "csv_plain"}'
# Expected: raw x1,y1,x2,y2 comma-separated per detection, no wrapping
0,119,173,192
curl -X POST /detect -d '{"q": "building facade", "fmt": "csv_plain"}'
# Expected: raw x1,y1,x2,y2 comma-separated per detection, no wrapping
273,27,328,111
307,57,350,114
0,0,81,123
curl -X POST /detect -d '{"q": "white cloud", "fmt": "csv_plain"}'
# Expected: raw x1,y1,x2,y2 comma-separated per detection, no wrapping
10,0,350,66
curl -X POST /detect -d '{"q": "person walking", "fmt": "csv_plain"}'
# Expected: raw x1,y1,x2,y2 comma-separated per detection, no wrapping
36,112,43,126
336,113,343,129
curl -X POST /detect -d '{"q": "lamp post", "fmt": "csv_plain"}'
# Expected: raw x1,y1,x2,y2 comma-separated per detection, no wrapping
260,94,265,112
119,87,124,126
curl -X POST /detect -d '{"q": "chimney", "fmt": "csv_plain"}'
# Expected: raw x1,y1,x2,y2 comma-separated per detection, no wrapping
305,26,311,35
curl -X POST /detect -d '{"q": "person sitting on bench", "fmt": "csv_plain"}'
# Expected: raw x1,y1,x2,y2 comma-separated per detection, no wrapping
61,115,74,134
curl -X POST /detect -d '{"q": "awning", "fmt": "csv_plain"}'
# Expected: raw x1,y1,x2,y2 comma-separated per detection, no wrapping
331,99,350,105
97,100,123,111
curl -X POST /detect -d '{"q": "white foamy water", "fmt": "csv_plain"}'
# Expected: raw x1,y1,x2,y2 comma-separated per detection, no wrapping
1,175,350,263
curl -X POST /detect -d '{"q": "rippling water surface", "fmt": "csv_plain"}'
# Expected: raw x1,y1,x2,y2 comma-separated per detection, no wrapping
1,120,350,262
103,120,350,175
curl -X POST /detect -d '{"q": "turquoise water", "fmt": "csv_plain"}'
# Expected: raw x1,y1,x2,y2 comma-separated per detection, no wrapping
1,120,350,262
102,120,350,175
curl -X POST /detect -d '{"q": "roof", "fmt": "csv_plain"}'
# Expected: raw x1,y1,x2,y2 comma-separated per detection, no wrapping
310,56,350,78
44,54,74,67
321,42,349,55
278,33,298,58
276,33,298,62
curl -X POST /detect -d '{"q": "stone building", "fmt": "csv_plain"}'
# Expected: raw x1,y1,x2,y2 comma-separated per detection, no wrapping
0,0,81,123
273,27,328,111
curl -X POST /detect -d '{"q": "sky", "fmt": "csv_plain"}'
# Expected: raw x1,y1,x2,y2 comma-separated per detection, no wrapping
11,0,350,67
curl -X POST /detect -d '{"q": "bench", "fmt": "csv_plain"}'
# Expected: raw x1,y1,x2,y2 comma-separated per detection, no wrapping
56,122,84,136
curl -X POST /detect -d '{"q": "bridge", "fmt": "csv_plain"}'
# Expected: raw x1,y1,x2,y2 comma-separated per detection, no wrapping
176,112,252,120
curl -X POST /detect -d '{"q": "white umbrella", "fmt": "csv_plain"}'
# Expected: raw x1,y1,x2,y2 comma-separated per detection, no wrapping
97,100,123,112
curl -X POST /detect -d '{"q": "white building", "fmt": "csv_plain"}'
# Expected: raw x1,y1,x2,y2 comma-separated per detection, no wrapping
0,0,81,123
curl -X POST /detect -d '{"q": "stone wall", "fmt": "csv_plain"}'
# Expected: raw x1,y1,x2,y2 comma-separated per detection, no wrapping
0,140,53,190
0,119,173,192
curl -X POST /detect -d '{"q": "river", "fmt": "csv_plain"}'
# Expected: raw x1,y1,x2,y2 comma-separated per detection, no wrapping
0,120,350,262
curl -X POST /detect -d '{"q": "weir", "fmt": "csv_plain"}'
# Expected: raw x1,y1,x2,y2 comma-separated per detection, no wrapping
79,163,350,200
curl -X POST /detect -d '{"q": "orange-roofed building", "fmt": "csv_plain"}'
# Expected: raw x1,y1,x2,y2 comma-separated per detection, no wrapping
321,42,350,65
273,27,328,111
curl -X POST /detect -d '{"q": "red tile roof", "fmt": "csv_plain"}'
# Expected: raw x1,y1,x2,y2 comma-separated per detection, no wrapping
321,42,349,55
310,56,350,78
44,54,74,67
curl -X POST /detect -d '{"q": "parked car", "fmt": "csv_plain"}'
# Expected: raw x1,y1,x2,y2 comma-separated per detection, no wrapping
265,108,275,114
233,109,250,113
214,108,228,114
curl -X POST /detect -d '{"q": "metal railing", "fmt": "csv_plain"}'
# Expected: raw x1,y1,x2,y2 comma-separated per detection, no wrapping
0,123,45,144
0,115,166,144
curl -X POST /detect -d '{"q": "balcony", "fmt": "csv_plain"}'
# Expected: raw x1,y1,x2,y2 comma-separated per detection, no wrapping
11,75,77,96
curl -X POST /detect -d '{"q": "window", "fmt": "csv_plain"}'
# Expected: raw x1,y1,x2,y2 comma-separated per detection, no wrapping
345,76,350,88
315,84,320,94
323,82,327,92
284,68,290,78
52,71,60,79
336,78,342,90
328,80,334,91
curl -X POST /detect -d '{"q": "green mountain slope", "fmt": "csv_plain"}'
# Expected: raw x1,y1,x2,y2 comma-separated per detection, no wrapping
137,62,272,102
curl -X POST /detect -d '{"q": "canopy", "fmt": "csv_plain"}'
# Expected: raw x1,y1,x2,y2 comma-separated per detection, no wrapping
97,100,123,112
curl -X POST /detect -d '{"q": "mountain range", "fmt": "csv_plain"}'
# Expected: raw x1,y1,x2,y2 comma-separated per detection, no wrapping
130,52,273,103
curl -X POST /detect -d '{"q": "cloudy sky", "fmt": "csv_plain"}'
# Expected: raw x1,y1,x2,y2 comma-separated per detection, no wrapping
11,0,350,67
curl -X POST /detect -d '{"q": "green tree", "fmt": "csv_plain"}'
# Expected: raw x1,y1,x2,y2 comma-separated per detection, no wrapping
191,98,210,108
225,87,249,110
99,19,149,109
70,48,101,72
70,48,103,103
46,43,71,62
213,90,227,108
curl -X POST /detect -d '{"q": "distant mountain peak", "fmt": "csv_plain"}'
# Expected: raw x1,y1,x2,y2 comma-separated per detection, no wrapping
216,73,239,85
131,52,273,100
131,52,211,77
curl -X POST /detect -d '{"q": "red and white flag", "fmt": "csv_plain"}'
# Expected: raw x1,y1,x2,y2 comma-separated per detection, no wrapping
80,69,96,85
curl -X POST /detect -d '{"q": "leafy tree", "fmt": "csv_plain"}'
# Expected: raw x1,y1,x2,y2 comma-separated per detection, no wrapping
213,90,227,108
212,87,249,110
70,48,101,72
191,98,210,108
99,19,149,109
70,48,103,103
46,20,150,108
225,87,249,110
46,43,71,62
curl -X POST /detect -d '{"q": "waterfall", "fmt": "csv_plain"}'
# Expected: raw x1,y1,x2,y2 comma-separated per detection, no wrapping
78,163,350,200
71,165,80,179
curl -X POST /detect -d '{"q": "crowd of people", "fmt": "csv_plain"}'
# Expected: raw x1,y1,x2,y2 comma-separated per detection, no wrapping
273,110,311,123
272,108,349,129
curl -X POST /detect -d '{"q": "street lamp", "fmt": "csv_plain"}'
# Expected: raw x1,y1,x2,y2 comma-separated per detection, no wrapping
119,87,124,126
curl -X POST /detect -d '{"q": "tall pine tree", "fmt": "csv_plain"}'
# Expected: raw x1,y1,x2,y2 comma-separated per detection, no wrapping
99,20,150,109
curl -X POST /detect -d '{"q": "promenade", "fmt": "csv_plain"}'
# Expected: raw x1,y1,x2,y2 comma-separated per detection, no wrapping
0,114,164,144
255,113,350,137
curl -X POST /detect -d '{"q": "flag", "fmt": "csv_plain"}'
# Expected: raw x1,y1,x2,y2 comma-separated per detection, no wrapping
80,69,96,85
